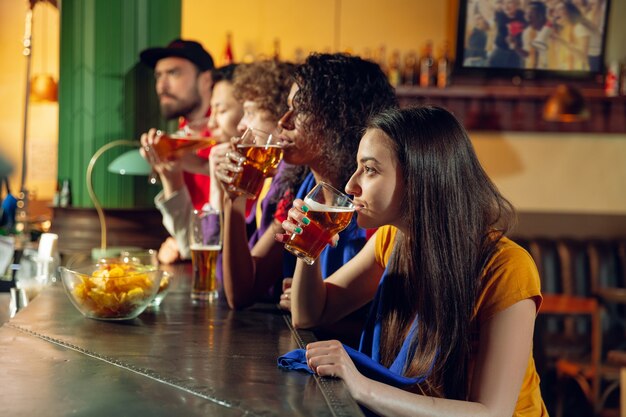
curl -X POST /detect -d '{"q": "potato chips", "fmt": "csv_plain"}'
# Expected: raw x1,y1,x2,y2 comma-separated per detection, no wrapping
71,262,157,318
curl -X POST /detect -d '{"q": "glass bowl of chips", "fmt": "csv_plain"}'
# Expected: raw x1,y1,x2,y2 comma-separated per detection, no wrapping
120,249,171,307
60,261,163,320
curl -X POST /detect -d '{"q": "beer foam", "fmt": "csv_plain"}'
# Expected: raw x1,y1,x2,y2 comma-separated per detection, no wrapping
190,244,222,251
303,198,354,212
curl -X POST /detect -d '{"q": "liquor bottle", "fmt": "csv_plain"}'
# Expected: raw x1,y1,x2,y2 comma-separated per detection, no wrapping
375,45,388,77
293,48,305,64
437,41,451,89
273,38,281,61
362,47,373,62
387,50,402,87
59,179,72,208
403,52,418,86
419,40,435,87
619,64,626,96
52,180,60,207
223,32,234,65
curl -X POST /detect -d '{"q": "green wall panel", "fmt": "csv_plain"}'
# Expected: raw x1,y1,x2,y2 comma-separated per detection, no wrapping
58,0,181,208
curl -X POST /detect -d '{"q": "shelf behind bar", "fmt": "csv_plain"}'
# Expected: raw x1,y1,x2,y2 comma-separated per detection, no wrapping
396,85,626,133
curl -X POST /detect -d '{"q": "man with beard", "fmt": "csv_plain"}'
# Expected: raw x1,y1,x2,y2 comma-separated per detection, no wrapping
139,39,215,263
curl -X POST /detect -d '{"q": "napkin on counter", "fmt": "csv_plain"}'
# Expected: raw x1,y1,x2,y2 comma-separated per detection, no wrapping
277,344,426,388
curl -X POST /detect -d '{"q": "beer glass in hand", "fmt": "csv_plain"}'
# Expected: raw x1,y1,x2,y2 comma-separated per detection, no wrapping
151,118,217,162
223,128,283,199
284,182,355,265
142,118,216,183
189,205,222,301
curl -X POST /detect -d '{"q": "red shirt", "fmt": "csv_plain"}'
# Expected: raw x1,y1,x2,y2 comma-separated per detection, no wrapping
178,113,254,217
179,114,212,210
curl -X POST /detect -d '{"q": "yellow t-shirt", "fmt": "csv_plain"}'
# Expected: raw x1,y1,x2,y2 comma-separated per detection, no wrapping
374,225,548,416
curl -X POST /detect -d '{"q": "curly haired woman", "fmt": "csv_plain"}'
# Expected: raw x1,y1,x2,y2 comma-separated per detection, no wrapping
217,54,397,311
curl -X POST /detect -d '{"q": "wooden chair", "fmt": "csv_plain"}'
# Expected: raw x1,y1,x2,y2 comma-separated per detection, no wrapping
547,240,626,417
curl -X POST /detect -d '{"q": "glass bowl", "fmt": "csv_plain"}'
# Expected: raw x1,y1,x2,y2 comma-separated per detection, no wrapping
120,249,171,307
60,261,162,320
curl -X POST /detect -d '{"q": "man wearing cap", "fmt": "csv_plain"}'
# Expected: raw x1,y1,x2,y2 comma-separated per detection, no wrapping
139,39,215,264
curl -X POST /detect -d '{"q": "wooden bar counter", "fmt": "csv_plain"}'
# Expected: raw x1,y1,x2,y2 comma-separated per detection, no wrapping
0,263,363,416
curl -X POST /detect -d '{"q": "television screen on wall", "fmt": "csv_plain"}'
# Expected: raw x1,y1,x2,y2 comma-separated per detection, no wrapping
455,0,611,80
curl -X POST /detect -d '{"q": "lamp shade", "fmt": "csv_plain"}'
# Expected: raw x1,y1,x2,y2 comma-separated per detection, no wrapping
543,84,590,123
107,149,151,176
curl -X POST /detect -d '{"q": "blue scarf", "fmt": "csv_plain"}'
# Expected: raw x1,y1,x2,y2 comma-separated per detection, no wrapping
277,269,433,388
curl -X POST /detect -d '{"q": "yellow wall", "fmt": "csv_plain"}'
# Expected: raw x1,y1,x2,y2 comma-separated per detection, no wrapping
1,0,625,215
182,0,454,65
473,132,626,214
0,0,59,201
183,0,626,215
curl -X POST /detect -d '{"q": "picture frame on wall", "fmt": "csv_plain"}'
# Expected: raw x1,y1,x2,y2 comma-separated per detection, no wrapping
454,0,611,80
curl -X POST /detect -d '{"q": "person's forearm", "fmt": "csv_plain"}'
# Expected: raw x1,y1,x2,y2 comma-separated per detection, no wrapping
354,379,491,417
155,189,193,259
161,171,186,200
290,260,326,329
222,196,257,309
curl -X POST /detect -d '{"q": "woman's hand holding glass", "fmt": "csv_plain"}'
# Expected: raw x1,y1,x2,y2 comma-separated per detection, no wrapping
277,198,341,247
213,135,246,199
277,182,352,265
215,128,283,199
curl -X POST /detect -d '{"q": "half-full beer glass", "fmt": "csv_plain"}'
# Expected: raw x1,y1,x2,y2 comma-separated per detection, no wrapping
151,131,217,162
189,206,222,301
284,182,355,265
226,128,283,199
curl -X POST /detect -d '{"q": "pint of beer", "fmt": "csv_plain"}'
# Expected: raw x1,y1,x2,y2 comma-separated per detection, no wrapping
226,128,283,198
189,206,222,301
152,133,218,162
284,182,355,265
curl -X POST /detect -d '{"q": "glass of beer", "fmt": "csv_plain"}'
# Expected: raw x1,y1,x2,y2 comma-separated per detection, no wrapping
226,128,283,199
284,182,355,265
151,132,218,162
189,205,222,301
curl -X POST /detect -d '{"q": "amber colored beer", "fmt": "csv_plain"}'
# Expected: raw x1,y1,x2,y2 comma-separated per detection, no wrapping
284,198,354,265
229,144,283,198
152,134,218,161
190,244,221,301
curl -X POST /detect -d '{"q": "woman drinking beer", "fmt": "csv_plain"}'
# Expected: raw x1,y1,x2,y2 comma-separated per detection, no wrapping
215,53,397,311
213,60,309,308
280,106,547,416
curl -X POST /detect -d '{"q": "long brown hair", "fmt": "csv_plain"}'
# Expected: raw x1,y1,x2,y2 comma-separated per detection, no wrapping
368,106,515,399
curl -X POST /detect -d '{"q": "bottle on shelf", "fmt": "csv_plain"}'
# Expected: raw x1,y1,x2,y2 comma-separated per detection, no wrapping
419,40,435,87
619,64,626,96
223,32,234,65
402,51,418,86
375,45,388,77
52,180,60,207
605,62,619,97
59,179,72,208
273,38,281,61
437,41,451,88
387,50,402,87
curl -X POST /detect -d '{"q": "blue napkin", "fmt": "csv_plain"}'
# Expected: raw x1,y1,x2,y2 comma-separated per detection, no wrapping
277,344,426,388
278,269,435,388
